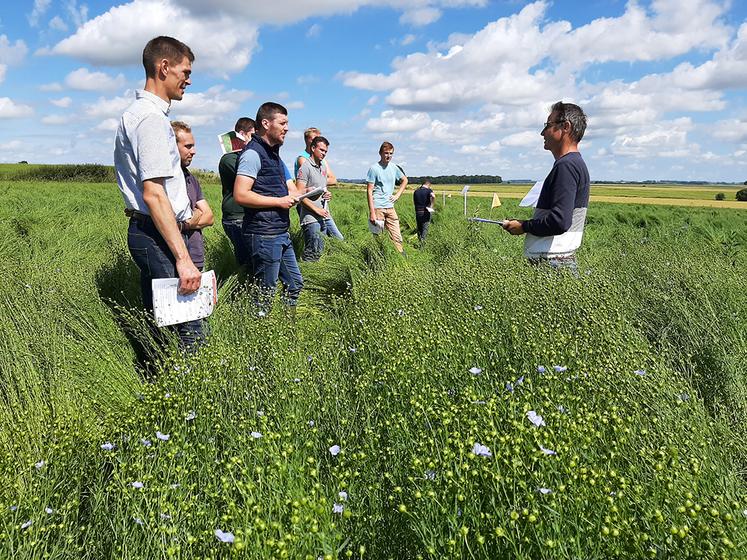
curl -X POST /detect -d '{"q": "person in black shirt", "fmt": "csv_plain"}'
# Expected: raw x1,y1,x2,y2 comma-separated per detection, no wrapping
413,180,435,243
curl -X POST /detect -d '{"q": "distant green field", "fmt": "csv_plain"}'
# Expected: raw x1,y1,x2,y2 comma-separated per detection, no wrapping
402,182,743,200
337,182,747,209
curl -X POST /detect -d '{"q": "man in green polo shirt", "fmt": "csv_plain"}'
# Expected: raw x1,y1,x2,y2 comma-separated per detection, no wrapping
219,117,255,267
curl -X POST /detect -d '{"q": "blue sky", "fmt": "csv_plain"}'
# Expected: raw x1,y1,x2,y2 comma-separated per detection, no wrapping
1,0,746,182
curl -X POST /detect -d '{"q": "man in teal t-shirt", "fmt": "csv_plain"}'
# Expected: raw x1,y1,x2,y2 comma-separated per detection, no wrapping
366,141,407,253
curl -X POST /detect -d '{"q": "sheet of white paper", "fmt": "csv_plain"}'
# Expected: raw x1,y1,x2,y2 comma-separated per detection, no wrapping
519,180,543,207
461,185,471,195
426,206,435,213
298,186,326,202
368,219,385,234
152,270,217,327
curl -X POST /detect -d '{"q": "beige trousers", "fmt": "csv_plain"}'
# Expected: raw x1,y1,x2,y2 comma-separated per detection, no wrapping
375,207,404,253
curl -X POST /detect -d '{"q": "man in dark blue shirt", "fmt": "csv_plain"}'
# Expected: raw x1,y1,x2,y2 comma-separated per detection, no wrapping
413,180,435,243
503,101,590,273
233,102,303,312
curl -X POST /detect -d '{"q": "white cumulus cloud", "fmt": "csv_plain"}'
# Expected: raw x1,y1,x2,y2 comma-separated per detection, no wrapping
45,0,259,77
610,118,693,158
177,0,486,25
50,97,73,108
0,35,29,66
40,82,64,92
83,94,132,119
0,98,34,119
400,7,441,27
41,114,74,125
366,110,432,133
65,68,126,91
169,85,253,127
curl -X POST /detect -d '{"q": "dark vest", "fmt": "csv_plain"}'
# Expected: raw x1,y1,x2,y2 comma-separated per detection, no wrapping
241,134,289,235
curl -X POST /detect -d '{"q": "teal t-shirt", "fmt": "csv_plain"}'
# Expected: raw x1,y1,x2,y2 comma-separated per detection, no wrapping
366,162,404,209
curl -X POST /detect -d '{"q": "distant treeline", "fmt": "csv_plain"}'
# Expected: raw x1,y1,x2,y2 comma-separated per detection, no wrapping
407,175,503,185
0,163,116,182
0,163,219,184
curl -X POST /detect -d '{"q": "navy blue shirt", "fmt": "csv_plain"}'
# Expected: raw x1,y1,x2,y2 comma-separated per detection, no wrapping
413,186,434,211
523,152,589,237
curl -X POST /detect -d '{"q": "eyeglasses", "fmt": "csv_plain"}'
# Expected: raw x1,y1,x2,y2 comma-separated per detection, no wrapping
542,120,567,131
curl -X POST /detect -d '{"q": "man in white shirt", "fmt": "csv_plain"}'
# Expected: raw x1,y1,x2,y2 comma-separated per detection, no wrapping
113,36,203,349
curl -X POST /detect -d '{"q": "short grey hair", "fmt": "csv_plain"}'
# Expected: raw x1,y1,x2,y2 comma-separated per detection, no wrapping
551,101,587,143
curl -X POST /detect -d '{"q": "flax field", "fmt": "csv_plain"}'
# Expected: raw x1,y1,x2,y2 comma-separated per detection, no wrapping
0,177,746,559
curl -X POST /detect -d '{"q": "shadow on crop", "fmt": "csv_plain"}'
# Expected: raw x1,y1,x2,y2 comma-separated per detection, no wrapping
94,246,168,379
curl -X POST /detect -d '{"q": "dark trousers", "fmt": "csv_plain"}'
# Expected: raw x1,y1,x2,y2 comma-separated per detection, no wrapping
415,211,431,242
127,217,205,350
222,218,250,267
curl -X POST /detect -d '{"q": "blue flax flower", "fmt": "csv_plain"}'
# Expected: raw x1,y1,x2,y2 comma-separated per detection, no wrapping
472,442,492,457
527,411,545,427
214,529,235,543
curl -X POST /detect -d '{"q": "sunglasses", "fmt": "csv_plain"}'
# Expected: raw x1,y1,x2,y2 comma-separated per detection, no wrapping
542,120,567,131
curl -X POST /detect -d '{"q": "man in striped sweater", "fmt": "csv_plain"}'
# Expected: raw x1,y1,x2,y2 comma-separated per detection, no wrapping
503,101,590,273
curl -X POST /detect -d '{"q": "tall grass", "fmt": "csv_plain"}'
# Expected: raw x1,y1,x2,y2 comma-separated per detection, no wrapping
0,179,745,558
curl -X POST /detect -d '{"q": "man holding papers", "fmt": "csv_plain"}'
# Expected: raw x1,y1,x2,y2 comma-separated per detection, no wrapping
114,36,202,349
366,142,408,253
296,136,343,261
503,102,590,274
233,102,304,311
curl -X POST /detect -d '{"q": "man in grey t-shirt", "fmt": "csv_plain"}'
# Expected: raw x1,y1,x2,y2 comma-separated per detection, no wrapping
296,136,343,261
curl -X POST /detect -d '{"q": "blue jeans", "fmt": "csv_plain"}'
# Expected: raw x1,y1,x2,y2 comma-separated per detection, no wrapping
301,217,344,261
245,231,303,310
127,217,205,350
222,219,250,267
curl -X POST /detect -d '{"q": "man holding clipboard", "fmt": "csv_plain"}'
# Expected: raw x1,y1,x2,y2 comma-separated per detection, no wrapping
296,136,343,261
502,101,590,274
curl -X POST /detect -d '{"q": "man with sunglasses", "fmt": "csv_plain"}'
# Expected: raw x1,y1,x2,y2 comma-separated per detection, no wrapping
503,101,590,273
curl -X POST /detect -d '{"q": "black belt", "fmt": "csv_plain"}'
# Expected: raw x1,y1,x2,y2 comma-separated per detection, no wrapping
127,210,187,232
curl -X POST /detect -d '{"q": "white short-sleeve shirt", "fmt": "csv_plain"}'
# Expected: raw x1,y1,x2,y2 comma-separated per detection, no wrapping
113,90,191,221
